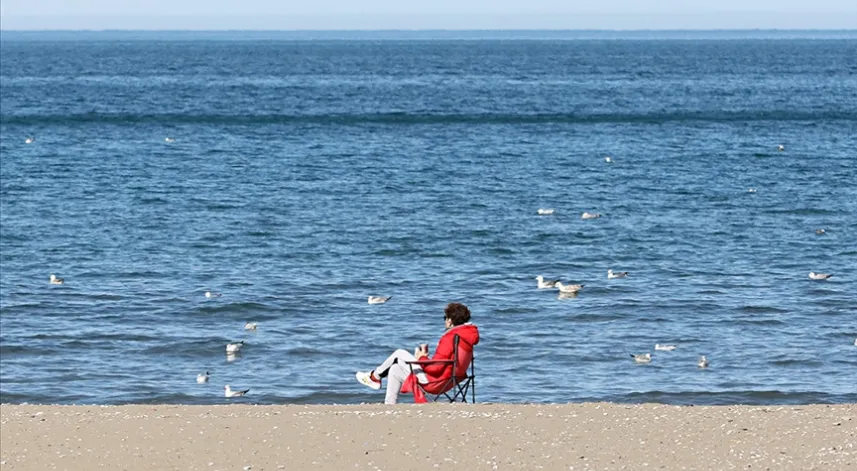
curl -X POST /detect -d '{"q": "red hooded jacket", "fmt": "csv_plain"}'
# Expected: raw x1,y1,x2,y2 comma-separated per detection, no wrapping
400,323,479,402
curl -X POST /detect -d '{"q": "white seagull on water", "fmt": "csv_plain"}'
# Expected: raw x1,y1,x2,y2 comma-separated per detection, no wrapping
777,145,785,152
224,385,249,397
165,137,176,143
607,269,628,279
655,344,676,351
808,272,833,280
605,156,613,163
244,322,257,330
815,229,826,235
535,275,559,289
631,353,652,364
581,212,601,220
698,356,709,368
368,296,392,305
197,371,210,383
555,282,584,294
49,274,64,285
25,136,35,144
537,208,555,215
205,291,222,298
226,341,244,354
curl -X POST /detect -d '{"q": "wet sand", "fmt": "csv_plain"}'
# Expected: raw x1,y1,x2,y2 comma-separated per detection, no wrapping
1,403,854,470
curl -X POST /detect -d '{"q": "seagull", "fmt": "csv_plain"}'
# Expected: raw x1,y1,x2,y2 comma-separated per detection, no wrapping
535,275,559,289
226,341,244,354
537,208,555,215
816,229,826,235
244,322,257,330
777,145,785,152
655,344,677,351
224,385,249,398
747,188,757,193
197,371,210,383
698,356,709,368
368,296,392,305
555,282,584,294
25,136,35,144
605,156,613,163
631,353,652,364
164,137,176,143
607,269,628,279
205,291,222,298
49,274,64,285
808,272,833,280
581,212,601,220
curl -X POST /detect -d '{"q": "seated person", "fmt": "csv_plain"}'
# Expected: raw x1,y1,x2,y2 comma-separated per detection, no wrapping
355,302,479,404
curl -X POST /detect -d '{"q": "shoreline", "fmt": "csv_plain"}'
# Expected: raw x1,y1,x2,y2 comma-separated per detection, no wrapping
2,403,854,470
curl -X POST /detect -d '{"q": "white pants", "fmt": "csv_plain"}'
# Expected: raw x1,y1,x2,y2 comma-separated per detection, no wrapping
374,349,428,405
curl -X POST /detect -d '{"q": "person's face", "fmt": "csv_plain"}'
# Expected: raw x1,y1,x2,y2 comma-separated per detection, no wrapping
444,316,453,330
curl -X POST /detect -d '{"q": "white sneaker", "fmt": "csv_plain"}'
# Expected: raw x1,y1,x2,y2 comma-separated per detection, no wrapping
356,371,381,390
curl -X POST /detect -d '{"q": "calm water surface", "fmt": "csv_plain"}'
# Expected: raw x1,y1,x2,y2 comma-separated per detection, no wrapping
1,33,856,405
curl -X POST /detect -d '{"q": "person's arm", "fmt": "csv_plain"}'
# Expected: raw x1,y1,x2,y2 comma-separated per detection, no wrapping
419,335,454,376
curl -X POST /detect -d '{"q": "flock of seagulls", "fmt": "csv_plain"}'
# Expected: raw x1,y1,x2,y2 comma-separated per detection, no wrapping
630,348,709,369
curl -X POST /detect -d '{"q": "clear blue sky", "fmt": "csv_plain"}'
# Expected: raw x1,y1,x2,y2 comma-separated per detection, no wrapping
1,0,855,30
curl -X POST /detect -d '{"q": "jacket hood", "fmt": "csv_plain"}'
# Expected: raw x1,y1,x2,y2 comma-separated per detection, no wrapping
445,323,479,348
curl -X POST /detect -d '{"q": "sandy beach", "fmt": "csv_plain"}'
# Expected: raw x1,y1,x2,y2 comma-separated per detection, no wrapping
1,403,854,470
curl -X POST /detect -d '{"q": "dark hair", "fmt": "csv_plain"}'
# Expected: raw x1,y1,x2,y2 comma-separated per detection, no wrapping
444,303,471,326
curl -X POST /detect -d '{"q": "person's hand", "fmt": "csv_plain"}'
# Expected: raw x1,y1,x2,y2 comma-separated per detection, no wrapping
415,346,428,359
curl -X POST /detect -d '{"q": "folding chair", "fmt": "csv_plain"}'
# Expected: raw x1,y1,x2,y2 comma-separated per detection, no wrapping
406,334,476,403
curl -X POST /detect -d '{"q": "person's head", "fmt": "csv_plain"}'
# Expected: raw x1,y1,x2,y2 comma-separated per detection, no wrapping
444,302,471,329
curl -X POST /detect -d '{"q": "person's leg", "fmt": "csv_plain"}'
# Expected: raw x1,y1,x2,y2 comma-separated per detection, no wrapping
384,361,428,405
373,349,416,379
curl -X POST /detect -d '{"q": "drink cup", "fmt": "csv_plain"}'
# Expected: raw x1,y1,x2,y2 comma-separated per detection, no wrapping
419,343,429,353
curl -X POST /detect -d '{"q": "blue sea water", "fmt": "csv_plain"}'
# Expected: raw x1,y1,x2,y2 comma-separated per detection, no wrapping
1,32,856,405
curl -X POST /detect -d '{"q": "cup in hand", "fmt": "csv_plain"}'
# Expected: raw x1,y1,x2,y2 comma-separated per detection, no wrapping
419,343,429,354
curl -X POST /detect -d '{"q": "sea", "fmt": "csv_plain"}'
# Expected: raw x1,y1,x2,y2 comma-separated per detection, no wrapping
1,30,855,405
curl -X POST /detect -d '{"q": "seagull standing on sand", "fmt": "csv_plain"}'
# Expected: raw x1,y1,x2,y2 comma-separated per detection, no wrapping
224,385,249,397
655,344,676,351
368,296,392,305
808,272,833,280
607,269,628,279
197,371,210,383
49,274,64,285
581,212,602,220
698,356,709,368
535,275,559,289
631,353,652,364
226,341,244,354
556,282,584,294
244,322,257,330
537,208,555,215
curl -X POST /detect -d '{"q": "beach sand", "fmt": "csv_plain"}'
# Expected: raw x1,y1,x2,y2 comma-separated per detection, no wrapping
1,403,854,470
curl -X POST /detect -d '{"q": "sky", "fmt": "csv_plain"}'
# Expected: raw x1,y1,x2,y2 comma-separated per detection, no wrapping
1,0,856,30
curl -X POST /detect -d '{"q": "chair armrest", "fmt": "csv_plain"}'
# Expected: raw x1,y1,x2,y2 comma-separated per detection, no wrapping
405,360,454,365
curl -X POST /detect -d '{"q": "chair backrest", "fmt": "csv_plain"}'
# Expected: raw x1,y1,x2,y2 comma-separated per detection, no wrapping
452,334,474,379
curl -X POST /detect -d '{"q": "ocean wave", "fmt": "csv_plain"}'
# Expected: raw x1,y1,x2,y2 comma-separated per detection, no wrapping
611,390,857,405
3,110,857,126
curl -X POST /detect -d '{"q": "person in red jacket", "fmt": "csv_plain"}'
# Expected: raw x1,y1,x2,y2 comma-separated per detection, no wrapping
356,302,479,404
